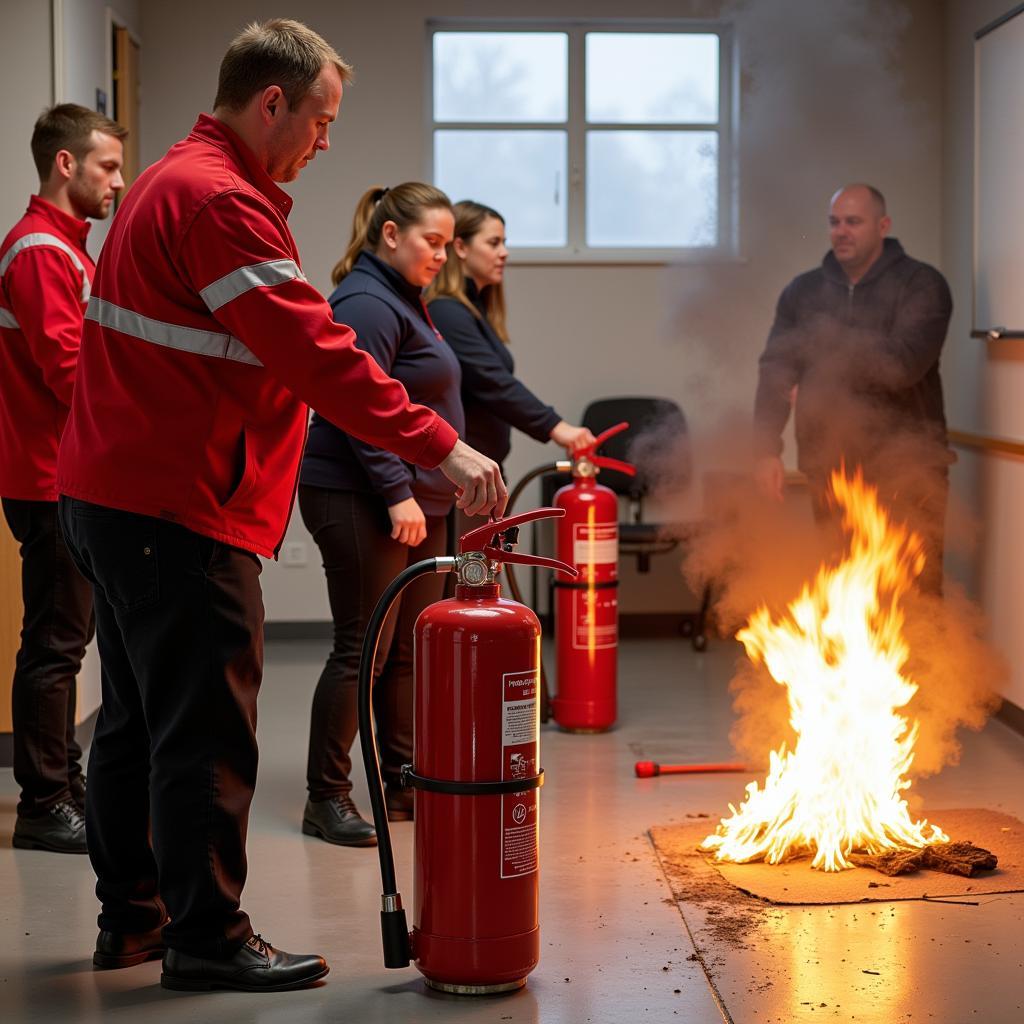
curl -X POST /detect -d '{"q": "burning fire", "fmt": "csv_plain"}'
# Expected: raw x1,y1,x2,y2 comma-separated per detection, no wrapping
702,467,948,872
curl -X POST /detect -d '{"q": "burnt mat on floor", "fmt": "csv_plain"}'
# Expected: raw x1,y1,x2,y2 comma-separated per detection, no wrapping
650,808,1024,906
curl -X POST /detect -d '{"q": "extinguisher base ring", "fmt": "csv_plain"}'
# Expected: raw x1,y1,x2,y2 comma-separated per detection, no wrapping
424,977,527,996
401,765,544,796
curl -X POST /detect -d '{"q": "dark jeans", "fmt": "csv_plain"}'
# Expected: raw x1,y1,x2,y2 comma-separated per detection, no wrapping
299,486,448,800
2,498,94,817
59,497,263,957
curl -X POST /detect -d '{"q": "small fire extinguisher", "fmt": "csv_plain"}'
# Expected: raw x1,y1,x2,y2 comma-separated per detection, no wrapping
358,508,576,994
551,423,635,732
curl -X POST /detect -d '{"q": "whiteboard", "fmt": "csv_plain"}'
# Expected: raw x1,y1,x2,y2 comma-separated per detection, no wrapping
974,4,1024,339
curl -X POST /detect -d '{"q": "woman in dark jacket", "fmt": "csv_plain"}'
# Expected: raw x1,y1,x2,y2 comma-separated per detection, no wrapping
426,200,593,474
299,183,461,845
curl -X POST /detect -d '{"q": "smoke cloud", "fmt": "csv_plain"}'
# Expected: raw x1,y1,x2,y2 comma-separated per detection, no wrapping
627,0,1000,781
636,415,1004,778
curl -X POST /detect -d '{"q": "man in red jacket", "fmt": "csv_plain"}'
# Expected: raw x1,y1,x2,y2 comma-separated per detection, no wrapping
0,104,126,855
57,19,504,992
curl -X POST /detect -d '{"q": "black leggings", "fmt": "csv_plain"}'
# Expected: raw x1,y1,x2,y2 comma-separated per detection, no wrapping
299,486,448,800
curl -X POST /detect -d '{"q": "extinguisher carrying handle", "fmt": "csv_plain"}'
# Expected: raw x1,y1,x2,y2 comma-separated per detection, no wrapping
576,421,637,477
458,506,578,580
358,556,453,969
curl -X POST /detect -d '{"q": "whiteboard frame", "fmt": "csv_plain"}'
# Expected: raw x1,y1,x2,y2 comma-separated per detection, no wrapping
972,3,1024,340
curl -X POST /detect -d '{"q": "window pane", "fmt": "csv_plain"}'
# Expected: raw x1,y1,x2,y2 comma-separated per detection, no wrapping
586,131,718,247
586,33,719,124
434,32,568,123
435,130,567,247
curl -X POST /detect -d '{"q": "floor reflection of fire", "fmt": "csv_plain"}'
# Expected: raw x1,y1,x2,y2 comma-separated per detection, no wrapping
702,467,950,872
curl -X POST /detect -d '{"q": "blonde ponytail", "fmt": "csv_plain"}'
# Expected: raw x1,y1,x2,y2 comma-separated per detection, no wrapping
331,182,452,286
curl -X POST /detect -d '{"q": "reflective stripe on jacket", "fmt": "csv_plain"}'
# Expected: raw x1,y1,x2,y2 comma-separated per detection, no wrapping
0,196,94,501
57,115,456,557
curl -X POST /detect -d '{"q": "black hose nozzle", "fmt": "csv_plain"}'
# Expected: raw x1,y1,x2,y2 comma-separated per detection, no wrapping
381,906,412,968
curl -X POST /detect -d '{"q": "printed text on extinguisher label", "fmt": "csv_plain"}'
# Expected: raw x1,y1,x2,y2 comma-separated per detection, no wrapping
572,588,618,650
501,669,539,879
572,522,618,568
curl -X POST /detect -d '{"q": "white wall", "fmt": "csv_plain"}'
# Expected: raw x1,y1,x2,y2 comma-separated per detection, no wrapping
0,1,54,230
0,1,140,723
56,0,141,251
135,0,947,622
943,0,1024,710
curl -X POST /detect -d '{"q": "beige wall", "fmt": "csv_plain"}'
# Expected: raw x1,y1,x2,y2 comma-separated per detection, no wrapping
943,0,1024,709
136,0,947,621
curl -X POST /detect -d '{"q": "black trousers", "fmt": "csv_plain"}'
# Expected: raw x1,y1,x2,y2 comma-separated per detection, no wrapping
2,498,94,817
59,497,262,957
808,467,949,596
299,486,448,800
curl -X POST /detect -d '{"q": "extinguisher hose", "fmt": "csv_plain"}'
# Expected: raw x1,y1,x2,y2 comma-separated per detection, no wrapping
503,462,565,605
358,555,452,968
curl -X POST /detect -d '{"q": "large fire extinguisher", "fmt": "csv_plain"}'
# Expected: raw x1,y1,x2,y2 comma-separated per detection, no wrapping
358,508,576,994
550,423,635,732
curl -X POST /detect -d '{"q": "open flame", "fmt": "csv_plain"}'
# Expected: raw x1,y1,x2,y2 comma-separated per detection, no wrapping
701,467,948,872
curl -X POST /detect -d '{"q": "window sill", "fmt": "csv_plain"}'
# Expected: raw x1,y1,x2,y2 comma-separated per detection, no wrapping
507,249,748,267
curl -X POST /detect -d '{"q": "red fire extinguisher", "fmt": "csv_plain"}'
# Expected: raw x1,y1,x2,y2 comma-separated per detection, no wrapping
551,422,635,733
358,508,576,994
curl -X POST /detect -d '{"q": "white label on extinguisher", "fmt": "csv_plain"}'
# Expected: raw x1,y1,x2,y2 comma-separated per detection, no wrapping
573,522,618,568
572,588,618,650
501,669,539,879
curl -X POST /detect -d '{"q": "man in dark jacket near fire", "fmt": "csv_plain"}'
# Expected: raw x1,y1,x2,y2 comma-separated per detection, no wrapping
753,184,953,592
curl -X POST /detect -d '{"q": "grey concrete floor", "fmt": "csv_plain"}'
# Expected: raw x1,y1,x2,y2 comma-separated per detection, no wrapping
0,635,1022,1023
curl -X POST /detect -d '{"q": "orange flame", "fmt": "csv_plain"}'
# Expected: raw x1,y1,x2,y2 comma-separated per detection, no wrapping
701,467,947,871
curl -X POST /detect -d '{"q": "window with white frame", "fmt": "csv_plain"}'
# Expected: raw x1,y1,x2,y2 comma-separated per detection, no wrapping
429,22,734,261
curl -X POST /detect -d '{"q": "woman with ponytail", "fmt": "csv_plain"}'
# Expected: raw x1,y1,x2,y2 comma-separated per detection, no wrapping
426,201,595,477
299,183,461,845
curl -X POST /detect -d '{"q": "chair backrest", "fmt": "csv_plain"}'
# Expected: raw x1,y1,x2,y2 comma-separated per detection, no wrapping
581,397,689,500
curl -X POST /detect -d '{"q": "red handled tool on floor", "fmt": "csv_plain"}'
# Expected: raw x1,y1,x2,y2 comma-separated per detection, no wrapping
634,761,747,777
359,508,575,995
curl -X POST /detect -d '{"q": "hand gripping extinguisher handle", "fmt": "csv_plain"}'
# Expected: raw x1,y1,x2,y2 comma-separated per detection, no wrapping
577,421,637,477
358,556,452,968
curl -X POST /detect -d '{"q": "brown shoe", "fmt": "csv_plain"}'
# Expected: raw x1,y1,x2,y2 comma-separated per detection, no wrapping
384,785,414,822
161,933,329,992
13,800,86,854
94,919,168,969
301,795,377,847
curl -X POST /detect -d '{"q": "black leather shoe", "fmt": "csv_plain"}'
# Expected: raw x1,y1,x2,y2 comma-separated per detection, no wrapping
385,785,414,822
302,795,377,847
69,773,86,811
94,920,167,969
12,799,87,854
161,933,329,992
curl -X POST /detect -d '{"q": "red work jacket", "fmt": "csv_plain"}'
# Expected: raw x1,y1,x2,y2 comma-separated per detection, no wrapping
0,196,94,501
58,116,457,557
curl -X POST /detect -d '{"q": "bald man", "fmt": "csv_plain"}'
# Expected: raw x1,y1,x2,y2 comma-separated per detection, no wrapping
753,184,952,592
